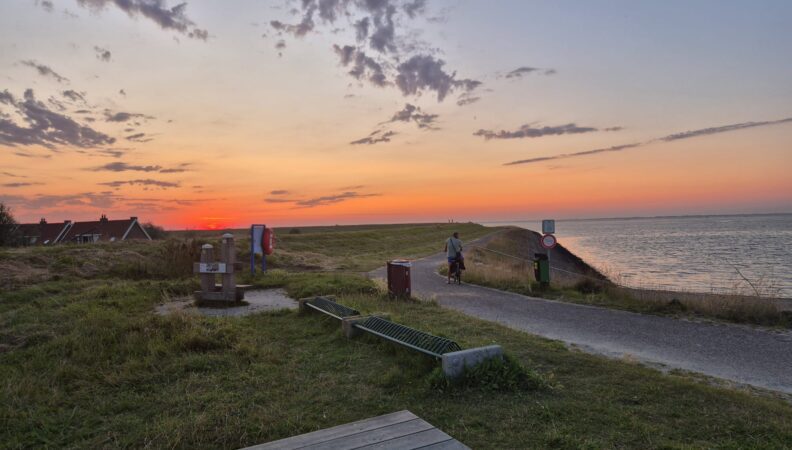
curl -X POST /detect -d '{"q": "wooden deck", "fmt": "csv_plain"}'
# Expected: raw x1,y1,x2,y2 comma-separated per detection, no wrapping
240,410,470,450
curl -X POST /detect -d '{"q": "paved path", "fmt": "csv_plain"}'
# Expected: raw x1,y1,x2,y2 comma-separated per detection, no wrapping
371,249,792,394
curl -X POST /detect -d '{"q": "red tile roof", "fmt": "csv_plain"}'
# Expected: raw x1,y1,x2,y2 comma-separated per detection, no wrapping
61,217,148,243
16,221,71,244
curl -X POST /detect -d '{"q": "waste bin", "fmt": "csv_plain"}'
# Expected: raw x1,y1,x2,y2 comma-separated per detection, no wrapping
534,253,550,287
387,259,412,298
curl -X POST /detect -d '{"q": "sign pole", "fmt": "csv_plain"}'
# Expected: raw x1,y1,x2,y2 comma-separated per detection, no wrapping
250,225,255,275
261,225,267,272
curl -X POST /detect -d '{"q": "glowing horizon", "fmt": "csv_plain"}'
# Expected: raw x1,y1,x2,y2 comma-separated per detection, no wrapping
2,0,791,229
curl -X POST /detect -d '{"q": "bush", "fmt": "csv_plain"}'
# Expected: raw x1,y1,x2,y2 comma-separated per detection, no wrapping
0,203,20,247
143,222,167,240
428,354,551,393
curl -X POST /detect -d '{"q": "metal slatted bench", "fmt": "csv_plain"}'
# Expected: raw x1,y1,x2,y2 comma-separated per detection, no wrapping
354,316,462,358
239,410,470,450
303,296,360,320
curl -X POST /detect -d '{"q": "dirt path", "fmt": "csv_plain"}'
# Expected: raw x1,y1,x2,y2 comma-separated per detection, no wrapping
370,239,792,394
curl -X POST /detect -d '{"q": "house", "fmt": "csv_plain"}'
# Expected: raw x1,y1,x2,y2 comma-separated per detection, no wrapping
15,218,73,245
16,215,152,245
60,215,152,243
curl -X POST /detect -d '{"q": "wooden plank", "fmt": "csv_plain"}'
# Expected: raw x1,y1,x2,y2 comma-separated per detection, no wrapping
240,411,418,450
416,439,471,450
355,428,456,450
305,419,434,450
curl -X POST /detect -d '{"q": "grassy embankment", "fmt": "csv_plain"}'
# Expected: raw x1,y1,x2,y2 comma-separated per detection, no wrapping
453,228,791,328
2,223,792,448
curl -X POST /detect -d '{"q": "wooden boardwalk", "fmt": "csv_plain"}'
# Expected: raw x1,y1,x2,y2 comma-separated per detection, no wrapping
240,410,469,450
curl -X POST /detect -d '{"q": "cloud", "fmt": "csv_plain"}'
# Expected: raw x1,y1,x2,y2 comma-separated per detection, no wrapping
503,117,792,166
0,89,115,149
1,182,43,188
350,129,396,145
0,192,120,209
604,126,623,132
395,55,481,101
75,0,209,40
387,103,438,129
20,60,68,83
99,179,180,189
89,162,161,172
1,172,27,178
660,118,792,142
456,92,480,106
62,90,86,103
158,163,191,173
125,132,152,142
104,110,154,122
36,0,54,12
94,46,112,62
270,189,290,195
295,191,379,208
504,143,642,166
504,67,556,79
93,148,127,158
333,45,388,87
119,89,127,96
274,0,480,102
474,123,598,140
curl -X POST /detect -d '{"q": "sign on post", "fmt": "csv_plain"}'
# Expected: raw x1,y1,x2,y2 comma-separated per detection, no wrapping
542,219,555,234
250,224,267,274
540,233,557,249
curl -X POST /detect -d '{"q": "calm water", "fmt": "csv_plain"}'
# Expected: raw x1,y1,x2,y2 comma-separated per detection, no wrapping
485,214,792,298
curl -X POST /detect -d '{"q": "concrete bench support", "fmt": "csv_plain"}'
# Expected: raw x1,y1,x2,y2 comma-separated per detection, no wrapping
441,345,503,378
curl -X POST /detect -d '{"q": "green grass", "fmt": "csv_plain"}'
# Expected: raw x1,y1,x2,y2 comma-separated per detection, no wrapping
2,275,791,448
2,223,792,448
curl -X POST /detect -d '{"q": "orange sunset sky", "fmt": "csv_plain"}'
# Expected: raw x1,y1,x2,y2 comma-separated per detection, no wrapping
1,0,791,229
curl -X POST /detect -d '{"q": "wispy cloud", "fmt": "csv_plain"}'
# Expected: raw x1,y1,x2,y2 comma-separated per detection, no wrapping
1,182,43,188
504,117,792,166
94,46,112,62
104,110,154,122
89,161,190,174
295,191,380,208
503,66,556,79
20,60,68,83
475,123,599,140
99,179,180,189
386,103,438,129
75,0,209,40
0,89,115,149
270,189,290,195
350,129,396,145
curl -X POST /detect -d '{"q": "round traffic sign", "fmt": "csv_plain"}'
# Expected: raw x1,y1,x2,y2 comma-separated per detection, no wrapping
540,233,557,249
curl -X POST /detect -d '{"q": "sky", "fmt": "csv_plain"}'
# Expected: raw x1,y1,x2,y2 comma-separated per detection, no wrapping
1,0,791,229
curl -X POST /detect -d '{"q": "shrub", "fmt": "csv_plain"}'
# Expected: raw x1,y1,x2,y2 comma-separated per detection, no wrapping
428,354,550,392
142,222,167,240
0,203,20,247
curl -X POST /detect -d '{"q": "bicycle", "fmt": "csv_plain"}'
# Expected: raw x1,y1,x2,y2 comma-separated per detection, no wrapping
450,257,462,284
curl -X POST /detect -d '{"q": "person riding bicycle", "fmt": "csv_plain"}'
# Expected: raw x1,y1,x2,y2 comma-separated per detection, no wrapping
444,232,464,284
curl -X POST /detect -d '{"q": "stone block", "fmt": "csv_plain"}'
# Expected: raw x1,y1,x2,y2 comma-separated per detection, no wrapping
441,345,503,378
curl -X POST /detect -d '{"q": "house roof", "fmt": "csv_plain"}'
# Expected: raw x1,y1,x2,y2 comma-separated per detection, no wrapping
16,221,72,244
61,217,139,242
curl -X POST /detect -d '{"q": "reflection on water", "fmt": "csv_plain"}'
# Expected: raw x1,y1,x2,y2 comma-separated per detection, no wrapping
485,214,792,298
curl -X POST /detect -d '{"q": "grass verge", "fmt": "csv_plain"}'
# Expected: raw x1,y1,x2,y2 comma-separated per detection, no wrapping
2,273,792,448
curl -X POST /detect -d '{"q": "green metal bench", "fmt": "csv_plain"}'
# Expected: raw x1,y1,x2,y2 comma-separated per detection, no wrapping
304,296,360,320
354,316,462,358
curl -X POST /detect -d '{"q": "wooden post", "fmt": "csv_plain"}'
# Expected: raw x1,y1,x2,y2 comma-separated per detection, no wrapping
221,233,236,301
200,244,214,295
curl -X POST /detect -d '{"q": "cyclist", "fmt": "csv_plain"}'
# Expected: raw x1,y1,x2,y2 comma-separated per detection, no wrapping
444,232,463,284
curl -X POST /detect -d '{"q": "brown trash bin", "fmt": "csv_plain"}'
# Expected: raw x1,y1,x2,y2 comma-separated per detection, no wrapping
386,259,412,298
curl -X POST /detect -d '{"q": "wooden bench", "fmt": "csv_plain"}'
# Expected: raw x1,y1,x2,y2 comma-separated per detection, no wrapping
240,410,469,450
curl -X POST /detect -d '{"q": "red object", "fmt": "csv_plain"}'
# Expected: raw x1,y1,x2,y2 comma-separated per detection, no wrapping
262,228,275,255
387,260,412,298
540,233,557,249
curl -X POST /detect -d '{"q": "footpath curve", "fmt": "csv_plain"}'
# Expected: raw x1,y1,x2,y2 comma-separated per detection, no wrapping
370,242,792,394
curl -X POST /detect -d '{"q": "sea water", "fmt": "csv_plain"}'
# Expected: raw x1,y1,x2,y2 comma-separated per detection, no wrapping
485,214,792,298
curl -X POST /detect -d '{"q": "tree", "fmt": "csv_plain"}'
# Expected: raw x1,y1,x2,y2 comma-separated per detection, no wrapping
0,203,20,246
142,222,167,240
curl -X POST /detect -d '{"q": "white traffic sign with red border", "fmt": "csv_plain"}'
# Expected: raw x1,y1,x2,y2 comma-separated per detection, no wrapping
540,233,557,249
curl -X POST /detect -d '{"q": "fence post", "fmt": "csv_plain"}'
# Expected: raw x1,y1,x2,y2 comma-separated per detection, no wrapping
200,244,214,294
221,233,236,301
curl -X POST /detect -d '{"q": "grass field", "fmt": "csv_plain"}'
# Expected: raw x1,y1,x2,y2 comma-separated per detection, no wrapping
2,223,792,449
